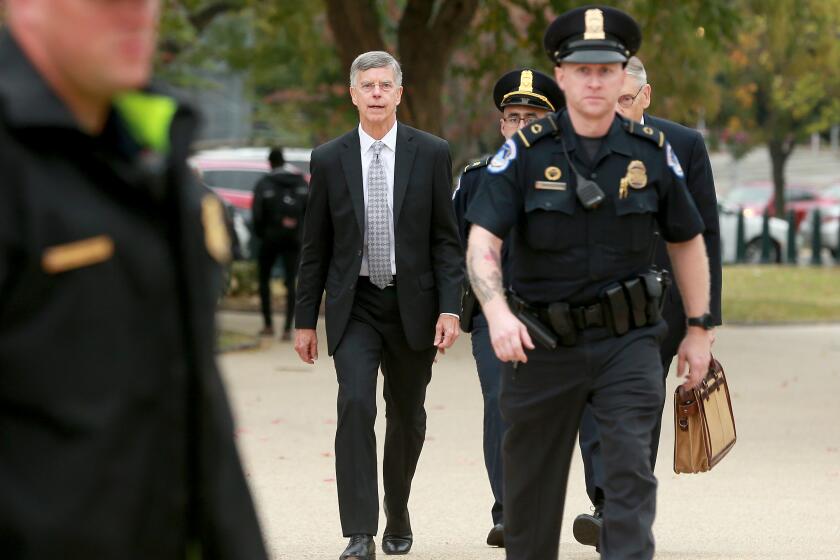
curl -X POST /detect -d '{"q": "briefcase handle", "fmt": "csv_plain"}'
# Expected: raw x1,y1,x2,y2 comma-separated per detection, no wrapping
676,355,723,429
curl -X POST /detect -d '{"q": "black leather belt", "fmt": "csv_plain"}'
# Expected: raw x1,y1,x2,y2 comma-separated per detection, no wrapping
538,302,606,332
359,275,396,288
570,303,606,330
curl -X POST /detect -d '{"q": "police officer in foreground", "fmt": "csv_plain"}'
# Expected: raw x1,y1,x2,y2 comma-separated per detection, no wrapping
465,6,713,559
252,147,307,340
453,68,564,548
0,1,267,558
572,55,723,551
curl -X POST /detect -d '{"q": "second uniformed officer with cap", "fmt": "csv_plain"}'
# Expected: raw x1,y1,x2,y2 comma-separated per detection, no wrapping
453,68,563,548
465,5,713,559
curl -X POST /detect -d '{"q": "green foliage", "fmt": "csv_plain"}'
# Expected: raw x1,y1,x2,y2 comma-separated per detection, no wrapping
716,0,840,212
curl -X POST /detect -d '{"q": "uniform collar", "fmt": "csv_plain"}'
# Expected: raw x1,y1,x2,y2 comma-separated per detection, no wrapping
557,109,633,159
0,30,80,130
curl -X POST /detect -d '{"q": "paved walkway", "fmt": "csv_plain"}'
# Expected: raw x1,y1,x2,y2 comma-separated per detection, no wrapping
218,312,840,559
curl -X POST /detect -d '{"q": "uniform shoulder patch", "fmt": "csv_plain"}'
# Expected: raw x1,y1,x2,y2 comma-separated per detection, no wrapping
516,113,559,149
463,155,491,174
665,141,685,179
487,138,517,174
623,119,665,149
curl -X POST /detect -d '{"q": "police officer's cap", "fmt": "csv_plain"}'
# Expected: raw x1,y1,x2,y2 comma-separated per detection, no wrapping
493,69,564,113
543,5,641,65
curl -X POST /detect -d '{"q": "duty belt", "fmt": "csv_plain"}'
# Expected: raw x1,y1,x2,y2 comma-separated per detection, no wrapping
508,269,670,349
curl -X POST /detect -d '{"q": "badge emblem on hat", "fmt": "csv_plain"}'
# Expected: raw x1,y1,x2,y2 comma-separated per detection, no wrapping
626,160,647,189
545,166,562,181
584,8,606,40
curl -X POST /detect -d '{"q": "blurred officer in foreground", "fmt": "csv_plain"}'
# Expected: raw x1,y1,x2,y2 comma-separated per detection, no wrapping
465,6,713,559
0,1,267,558
573,55,723,551
453,68,563,548
252,147,307,340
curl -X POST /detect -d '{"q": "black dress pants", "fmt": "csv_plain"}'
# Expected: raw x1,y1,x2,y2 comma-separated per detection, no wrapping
501,322,666,560
332,278,437,537
470,312,507,526
257,240,298,332
579,290,686,507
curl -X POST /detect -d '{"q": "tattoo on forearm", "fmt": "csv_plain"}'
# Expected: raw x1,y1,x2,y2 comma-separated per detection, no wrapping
468,247,504,305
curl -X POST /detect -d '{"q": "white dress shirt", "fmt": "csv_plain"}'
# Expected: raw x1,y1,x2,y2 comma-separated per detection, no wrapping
359,121,398,276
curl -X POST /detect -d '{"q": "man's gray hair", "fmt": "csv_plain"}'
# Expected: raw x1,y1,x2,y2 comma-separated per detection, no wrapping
349,51,403,87
625,56,647,86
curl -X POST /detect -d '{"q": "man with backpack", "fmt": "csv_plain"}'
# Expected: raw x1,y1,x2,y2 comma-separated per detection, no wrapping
252,147,308,340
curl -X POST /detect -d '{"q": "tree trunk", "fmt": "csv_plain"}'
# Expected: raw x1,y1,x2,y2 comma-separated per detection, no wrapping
325,0,479,136
767,138,793,219
324,0,387,84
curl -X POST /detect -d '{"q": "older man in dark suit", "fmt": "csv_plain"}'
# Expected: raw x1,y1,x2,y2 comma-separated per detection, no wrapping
294,51,463,560
573,55,723,551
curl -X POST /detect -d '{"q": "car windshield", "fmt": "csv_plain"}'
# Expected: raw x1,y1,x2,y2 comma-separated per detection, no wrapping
725,187,771,205
202,170,266,192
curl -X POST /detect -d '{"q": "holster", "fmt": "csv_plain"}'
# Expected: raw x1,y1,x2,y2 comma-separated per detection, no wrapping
507,293,558,350
547,302,577,346
460,281,479,333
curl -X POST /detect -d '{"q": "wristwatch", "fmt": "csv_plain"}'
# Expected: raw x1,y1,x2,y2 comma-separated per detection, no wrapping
686,313,714,330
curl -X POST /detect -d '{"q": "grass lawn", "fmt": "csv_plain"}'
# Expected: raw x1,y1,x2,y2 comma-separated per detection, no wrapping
217,329,259,353
723,265,840,324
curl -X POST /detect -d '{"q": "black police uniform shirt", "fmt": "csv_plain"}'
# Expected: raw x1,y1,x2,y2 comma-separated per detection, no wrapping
465,109,705,307
0,32,266,559
453,157,513,286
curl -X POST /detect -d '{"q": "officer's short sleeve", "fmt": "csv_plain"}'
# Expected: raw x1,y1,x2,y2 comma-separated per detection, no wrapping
465,138,524,239
656,141,705,243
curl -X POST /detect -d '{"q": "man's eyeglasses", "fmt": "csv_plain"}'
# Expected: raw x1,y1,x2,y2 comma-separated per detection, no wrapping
503,114,540,126
358,81,396,94
617,84,645,108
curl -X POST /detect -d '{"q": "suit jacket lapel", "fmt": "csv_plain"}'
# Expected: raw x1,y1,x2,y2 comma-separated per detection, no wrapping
393,123,417,228
339,130,365,236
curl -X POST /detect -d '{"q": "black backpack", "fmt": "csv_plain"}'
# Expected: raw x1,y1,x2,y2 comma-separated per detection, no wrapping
253,170,307,245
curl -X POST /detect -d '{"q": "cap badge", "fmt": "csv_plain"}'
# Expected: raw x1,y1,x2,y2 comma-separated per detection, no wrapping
545,166,562,181
584,8,606,40
518,70,534,93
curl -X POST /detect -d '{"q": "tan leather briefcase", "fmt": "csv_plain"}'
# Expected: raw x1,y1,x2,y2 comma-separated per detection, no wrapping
673,357,736,474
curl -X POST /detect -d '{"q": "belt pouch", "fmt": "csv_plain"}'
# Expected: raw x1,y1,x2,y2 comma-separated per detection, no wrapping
641,272,663,323
602,284,630,336
623,278,648,327
547,302,577,346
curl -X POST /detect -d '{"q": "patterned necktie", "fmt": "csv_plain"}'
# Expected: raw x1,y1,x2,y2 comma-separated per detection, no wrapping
367,140,392,289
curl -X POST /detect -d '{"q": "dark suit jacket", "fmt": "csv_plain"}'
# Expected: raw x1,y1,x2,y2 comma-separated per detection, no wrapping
295,122,464,355
646,115,722,326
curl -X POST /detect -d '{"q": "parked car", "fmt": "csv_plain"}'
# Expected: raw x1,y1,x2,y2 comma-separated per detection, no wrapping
721,182,836,231
189,147,311,259
718,203,790,263
799,204,840,259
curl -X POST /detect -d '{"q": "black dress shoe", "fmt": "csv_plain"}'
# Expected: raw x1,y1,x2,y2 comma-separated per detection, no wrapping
572,506,603,551
381,534,412,555
486,523,504,547
340,534,375,560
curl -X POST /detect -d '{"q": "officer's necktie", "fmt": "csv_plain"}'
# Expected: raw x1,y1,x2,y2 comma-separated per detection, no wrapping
367,140,392,289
